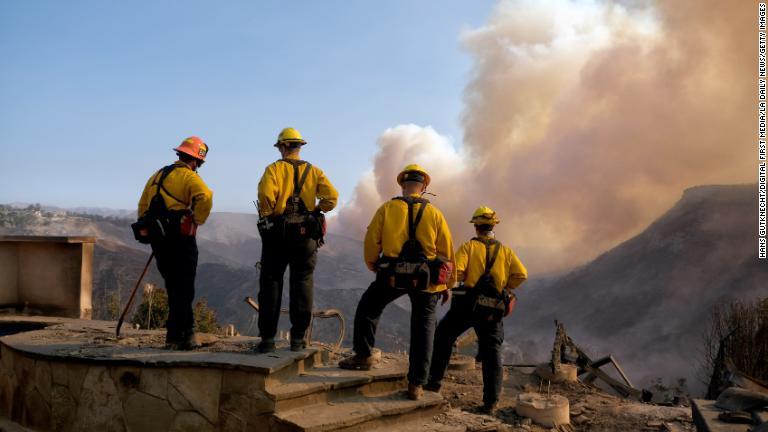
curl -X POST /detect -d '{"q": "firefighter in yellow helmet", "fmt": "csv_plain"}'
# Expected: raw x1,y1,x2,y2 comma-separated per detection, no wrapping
135,136,213,350
339,164,456,401
425,206,527,413
255,127,339,353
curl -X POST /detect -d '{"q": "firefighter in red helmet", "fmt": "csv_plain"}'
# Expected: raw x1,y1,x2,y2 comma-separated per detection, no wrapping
136,136,213,350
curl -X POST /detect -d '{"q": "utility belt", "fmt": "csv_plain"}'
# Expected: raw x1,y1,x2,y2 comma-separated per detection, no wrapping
258,210,325,242
376,255,453,291
376,196,453,291
452,282,516,322
132,209,197,244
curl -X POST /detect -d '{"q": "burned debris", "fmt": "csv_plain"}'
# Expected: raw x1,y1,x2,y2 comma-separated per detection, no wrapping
693,337,768,431
546,320,651,401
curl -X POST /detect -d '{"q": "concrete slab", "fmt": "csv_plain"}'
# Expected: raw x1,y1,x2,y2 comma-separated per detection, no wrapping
269,373,371,401
268,360,409,401
691,399,751,432
0,324,318,375
274,391,445,432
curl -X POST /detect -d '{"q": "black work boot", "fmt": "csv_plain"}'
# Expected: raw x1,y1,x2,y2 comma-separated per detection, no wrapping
256,338,276,353
176,331,200,351
478,402,498,415
424,382,442,393
290,338,307,352
165,331,183,350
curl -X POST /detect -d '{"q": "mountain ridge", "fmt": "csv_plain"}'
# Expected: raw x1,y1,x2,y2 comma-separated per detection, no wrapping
1,184,763,394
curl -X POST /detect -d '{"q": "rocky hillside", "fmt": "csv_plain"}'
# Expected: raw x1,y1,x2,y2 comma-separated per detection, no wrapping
505,184,766,394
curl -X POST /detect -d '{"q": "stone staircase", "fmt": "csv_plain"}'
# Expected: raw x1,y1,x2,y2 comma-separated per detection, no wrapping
264,349,446,431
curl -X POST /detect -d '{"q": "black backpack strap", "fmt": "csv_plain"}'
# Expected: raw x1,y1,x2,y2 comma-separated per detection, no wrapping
153,165,186,206
282,159,312,208
479,239,501,276
294,162,312,199
393,196,429,240
411,200,427,240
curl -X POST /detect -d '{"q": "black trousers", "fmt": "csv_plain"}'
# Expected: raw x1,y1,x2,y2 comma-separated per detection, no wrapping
428,295,505,406
258,235,318,341
352,275,439,386
151,235,198,343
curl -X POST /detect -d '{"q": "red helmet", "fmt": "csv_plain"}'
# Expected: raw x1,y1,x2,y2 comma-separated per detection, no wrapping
174,136,209,161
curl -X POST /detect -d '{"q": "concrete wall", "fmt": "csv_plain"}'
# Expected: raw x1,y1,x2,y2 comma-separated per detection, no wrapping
0,236,95,319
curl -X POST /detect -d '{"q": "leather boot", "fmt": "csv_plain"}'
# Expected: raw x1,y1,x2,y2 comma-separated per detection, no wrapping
338,354,375,370
407,384,423,401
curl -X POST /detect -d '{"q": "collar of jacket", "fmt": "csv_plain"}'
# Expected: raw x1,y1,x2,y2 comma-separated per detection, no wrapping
173,160,194,170
282,153,301,161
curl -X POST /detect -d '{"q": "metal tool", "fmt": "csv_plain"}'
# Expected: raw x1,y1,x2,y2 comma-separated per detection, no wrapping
116,252,154,337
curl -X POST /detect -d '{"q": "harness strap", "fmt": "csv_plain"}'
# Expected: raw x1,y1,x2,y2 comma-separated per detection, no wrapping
282,159,312,209
473,237,501,277
393,196,429,241
152,165,187,206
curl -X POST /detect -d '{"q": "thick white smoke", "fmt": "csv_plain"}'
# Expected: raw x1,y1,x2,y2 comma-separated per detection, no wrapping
335,0,754,273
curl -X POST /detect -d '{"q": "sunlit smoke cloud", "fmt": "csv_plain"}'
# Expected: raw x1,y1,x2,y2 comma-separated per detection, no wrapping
335,125,464,240
335,0,754,274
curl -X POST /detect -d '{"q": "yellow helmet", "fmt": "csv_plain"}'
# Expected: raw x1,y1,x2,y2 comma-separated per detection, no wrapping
397,164,431,187
275,127,307,147
470,206,500,225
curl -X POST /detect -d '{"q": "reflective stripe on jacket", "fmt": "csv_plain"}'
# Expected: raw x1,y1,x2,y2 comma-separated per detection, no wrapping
137,161,213,225
455,236,527,293
257,154,338,217
363,194,456,293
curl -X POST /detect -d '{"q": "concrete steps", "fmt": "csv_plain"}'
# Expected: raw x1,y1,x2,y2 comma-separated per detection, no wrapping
266,360,408,412
265,353,448,431
272,391,446,432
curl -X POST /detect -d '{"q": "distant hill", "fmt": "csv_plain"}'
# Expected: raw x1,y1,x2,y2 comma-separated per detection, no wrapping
505,184,766,393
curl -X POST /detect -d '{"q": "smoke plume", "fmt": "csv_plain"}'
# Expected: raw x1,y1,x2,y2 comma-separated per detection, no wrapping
335,0,755,273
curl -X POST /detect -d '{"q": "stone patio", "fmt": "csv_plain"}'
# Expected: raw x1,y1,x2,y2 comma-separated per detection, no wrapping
0,317,445,431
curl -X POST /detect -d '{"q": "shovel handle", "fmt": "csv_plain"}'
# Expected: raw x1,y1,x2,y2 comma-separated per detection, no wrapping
116,252,154,337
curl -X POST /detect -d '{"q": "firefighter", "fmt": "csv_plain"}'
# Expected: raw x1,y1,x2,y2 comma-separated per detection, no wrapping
339,164,455,401
255,127,338,353
425,206,527,413
137,136,213,350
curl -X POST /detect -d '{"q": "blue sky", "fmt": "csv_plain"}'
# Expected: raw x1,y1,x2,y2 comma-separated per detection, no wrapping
0,1,495,213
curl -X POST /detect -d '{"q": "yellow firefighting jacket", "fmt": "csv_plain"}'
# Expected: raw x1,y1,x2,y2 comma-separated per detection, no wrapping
137,161,214,225
257,154,338,217
364,194,456,293
455,235,527,293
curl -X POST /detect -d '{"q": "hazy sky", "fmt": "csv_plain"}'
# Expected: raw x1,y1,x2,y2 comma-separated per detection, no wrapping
2,1,755,273
0,1,495,211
